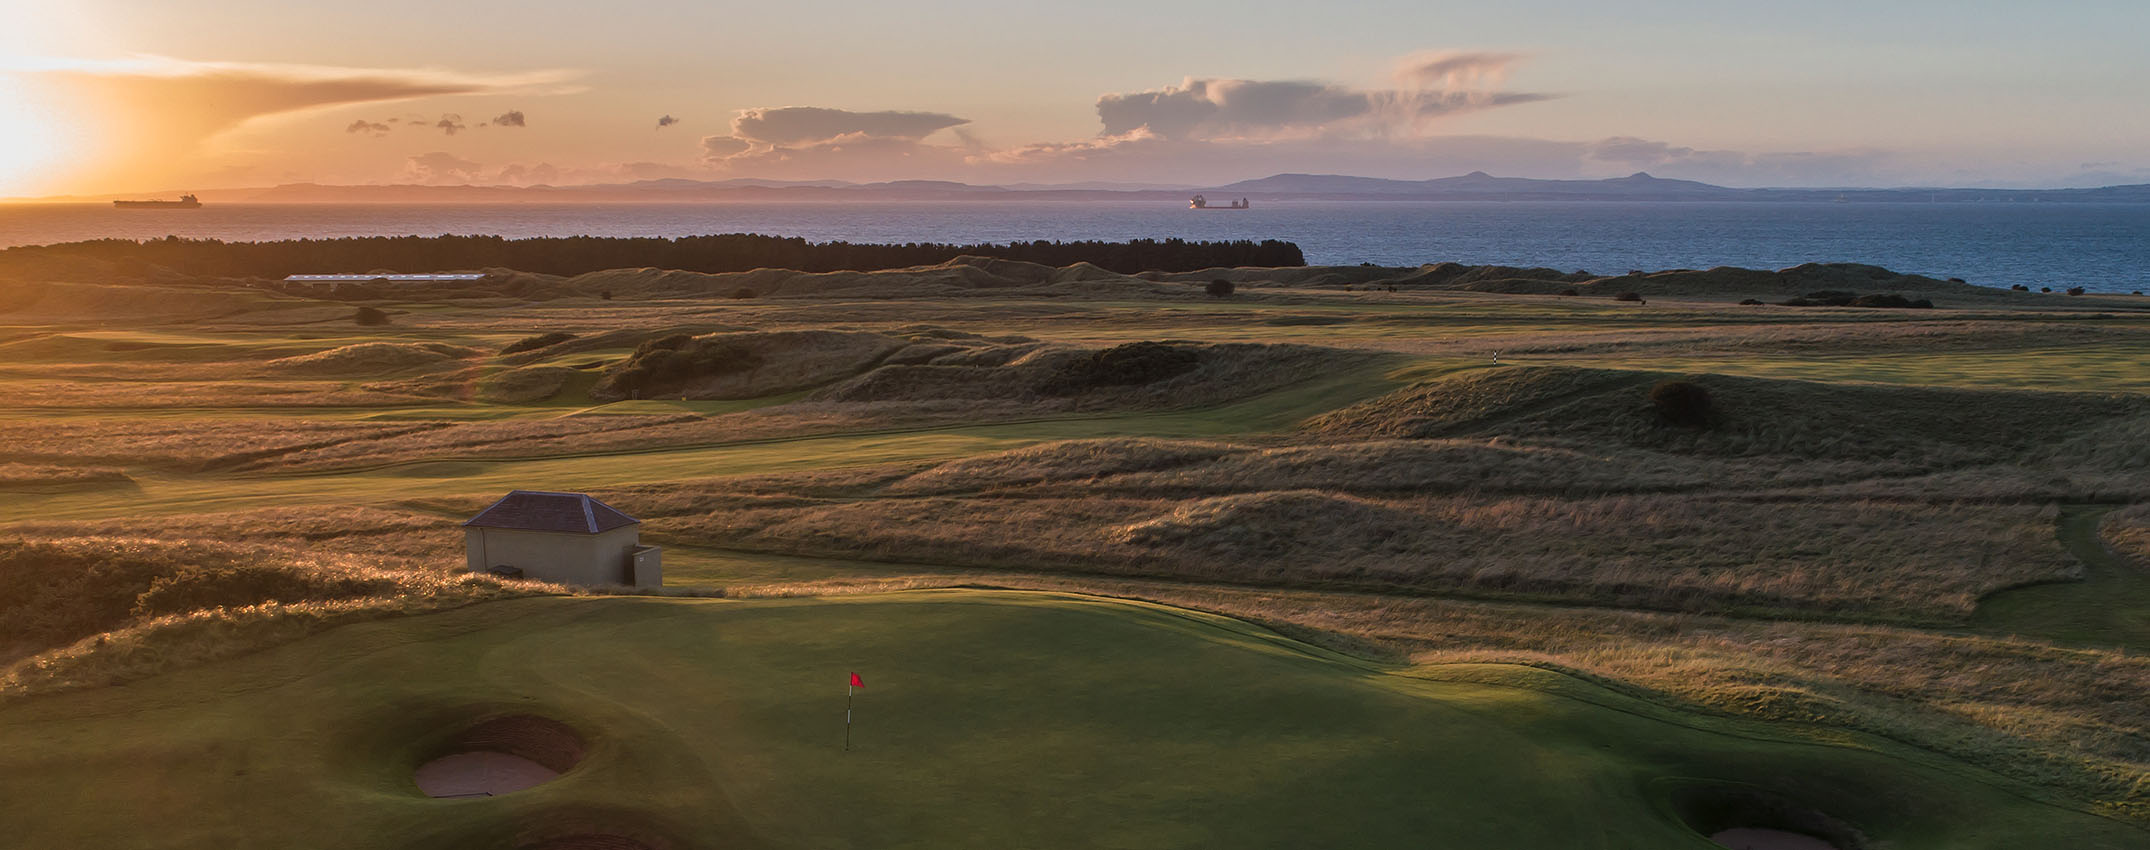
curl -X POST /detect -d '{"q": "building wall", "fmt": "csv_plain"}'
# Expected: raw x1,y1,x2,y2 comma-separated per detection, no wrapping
631,545,663,587
464,526,645,586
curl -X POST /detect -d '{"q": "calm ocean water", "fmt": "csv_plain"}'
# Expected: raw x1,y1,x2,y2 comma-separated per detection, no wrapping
2,200,2147,292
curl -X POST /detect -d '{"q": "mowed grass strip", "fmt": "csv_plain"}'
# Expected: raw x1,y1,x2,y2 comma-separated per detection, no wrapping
0,592,2141,849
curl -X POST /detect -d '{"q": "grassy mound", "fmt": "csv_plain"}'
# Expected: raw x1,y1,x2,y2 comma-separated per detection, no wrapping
811,340,1374,411
561,257,1174,301
589,330,903,401
264,342,480,376
1569,263,1993,303
0,463,132,491
1306,365,2149,468
1110,490,1422,575
476,366,577,403
0,537,515,666
501,332,577,355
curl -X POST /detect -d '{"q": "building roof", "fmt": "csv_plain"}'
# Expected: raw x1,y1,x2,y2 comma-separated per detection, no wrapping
463,490,640,534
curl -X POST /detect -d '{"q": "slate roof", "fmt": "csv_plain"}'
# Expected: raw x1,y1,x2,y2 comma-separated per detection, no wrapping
463,490,640,534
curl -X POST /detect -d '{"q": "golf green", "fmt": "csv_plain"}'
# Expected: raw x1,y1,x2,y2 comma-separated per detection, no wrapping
0,591,2139,849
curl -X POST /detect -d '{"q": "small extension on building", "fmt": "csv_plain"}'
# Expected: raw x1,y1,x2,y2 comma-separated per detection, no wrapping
463,490,662,587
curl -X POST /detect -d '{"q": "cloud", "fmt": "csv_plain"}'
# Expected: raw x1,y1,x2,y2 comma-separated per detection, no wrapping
698,107,973,176
494,162,560,185
404,151,483,183
27,57,575,137
699,135,750,160
435,113,467,135
729,106,968,146
1583,136,1900,185
1586,136,1695,165
4,56,579,192
486,110,525,127
344,119,390,136
613,161,694,180
656,114,679,129
1093,57,1551,142
1393,51,1524,88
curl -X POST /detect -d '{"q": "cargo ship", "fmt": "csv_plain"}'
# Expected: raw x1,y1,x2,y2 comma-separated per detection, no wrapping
113,194,201,209
1189,194,1248,209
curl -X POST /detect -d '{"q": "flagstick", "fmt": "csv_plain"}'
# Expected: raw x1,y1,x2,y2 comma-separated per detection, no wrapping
844,680,853,752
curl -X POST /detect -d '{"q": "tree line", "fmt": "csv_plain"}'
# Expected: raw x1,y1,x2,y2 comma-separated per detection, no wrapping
0,234,1307,278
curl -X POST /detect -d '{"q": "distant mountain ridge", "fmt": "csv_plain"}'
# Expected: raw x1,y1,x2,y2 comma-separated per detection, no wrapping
22,172,2150,205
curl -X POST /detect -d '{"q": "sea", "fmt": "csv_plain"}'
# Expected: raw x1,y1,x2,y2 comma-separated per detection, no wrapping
3,200,2147,293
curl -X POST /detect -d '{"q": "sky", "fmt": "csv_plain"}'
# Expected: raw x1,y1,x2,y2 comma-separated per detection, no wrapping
1,0,2146,196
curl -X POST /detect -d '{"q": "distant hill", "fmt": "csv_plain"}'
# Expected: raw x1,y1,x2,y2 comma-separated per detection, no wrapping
20,172,2150,205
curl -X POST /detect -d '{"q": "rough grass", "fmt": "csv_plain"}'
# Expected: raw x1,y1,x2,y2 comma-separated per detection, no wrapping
1306,365,2148,470
0,535,526,666
2105,505,2150,569
0,463,131,489
2,262,2147,832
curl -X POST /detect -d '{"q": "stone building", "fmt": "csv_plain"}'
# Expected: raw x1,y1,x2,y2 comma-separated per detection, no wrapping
463,490,662,587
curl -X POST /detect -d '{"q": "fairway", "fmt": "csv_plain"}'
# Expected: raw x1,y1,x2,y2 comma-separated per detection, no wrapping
0,591,2139,849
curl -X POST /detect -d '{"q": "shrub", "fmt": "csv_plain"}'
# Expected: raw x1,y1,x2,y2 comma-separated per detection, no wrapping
2011,284,2030,291
2040,287,2052,293
353,306,390,325
1849,293,1916,308
1613,291,1643,302
1559,288,1580,297
598,289,613,301
729,287,758,299
1948,277,1966,284
500,332,576,355
1648,380,1714,429
1039,342,1201,396
1738,298,1763,306
1207,279,1236,297
2067,286,2086,296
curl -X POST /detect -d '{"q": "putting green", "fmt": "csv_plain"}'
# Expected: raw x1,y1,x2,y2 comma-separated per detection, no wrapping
0,592,2140,849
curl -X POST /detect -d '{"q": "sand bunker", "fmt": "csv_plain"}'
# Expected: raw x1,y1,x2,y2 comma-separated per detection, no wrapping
1673,786,1863,850
415,751,559,798
1710,828,1842,850
414,714,585,799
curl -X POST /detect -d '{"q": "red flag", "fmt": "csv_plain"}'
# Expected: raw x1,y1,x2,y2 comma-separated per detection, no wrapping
850,672,864,688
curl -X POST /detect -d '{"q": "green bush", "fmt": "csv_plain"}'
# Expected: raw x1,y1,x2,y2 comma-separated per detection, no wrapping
1649,380,1714,429
353,306,391,325
1206,279,1235,297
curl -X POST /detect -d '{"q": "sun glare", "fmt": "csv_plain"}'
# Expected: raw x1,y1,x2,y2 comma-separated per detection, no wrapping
0,75,77,197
